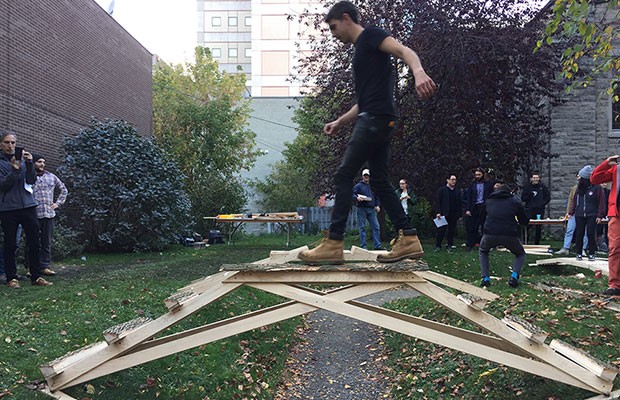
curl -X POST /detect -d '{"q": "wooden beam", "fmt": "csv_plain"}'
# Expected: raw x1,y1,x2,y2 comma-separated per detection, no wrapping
457,293,487,310
46,276,242,391
222,270,426,284
39,387,78,400
502,315,548,344
249,282,605,393
414,270,499,301
103,317,152,344
54,283,399,387
406,280,611,393
550,340,619,382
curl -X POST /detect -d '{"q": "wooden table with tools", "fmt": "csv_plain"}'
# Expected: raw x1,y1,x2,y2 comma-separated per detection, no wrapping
209,213,303,247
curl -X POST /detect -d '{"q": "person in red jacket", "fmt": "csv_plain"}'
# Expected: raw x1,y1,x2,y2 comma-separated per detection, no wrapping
590,155,620,296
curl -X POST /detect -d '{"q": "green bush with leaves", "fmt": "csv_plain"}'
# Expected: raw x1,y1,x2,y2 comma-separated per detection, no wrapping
58,119,192,252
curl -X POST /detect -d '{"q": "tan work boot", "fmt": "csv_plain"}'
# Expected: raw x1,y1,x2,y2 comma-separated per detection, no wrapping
377,228,424,263
298,235,344,265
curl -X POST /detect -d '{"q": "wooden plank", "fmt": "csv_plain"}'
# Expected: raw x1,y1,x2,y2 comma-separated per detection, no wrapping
249,282,605,393
163,291,198,311
222,270,426,284
585,389,620,399
414,270,499,301
103,317,152,344
536,258,609,276
347,246,384,261
405,280,611,393
40,342,108,379
55,283,399,387
550,340,619,382
457,293,487,310
38,387,78,400
255,246,309,264
46,276,242,391
175,270,238,294
502,315,548,344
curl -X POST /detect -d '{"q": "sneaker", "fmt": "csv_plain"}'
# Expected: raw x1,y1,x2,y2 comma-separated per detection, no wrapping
576,254,583,261
480,278,491,288
555,248,569,256
41,268,57,276
32,277,53,287
377,229,424,263
588,255,595,262
508,277,519,288
6,279,20,289
603,287,620,296
448,245,457,250
298,233,344,265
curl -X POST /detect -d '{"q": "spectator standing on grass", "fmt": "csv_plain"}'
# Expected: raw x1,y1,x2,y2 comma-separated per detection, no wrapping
556,173,588,255
0,131,52,288
395,178,416,216
521,171,550,245
464,168,494,251
479,183,528,288
591,155,620,296
29,154,67,276
297,0,436,264
353,169,382,250
568,166,606,262
435,174,461,251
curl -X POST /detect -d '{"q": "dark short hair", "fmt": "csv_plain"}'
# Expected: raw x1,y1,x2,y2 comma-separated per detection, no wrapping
531,171,540,177
474,167,485,174
325,1,359,23
494,183,511,192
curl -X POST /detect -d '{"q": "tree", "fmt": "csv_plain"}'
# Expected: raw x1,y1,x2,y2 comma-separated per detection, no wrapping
152,47,260,232
58,119,192,252
287,0,559,203
537,0,620,97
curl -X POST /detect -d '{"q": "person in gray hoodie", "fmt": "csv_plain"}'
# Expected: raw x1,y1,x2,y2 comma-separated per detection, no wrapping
0,131,52,288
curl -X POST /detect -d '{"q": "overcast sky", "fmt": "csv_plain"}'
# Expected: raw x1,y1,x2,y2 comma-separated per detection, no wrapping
93,0,549,65
93,0,196,65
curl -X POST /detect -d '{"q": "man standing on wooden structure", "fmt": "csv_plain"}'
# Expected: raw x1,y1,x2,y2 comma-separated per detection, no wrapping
298,0,437,264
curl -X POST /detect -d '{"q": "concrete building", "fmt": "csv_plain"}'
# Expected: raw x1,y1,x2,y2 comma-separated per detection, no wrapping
197,0,324,96
0,0,153,168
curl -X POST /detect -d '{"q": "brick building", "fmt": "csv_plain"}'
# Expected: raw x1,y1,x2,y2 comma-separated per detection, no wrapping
0,0,152,169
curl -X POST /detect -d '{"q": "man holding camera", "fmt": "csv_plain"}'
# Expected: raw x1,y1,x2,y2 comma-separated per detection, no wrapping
0,132,52,288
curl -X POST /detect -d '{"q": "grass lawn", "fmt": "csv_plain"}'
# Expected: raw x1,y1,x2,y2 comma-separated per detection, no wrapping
0,233,618,399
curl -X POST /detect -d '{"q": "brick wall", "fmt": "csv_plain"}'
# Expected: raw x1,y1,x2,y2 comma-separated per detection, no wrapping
0,0,152,169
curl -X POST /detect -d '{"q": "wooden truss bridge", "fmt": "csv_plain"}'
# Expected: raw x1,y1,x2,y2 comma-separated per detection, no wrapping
39,246,619,399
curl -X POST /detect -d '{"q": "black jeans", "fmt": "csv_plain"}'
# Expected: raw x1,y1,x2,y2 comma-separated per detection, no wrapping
329,113,411,239
466,204,485,247
525,208,545,245
435,215,459,248
574,216,597,256
479,234,525,277
0,207,41,282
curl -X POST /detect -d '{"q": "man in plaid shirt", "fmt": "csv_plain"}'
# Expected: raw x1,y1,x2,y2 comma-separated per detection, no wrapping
32,154,67,275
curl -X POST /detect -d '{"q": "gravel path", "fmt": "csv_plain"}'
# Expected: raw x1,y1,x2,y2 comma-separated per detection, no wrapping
275,286,420,400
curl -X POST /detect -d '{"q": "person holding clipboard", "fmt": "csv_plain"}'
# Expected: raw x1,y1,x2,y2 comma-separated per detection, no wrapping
434,175,461,251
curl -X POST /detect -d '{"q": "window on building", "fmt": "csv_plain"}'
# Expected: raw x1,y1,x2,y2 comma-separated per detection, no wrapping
613,84,620,131
229,48,238,58
245,16,252,26
212,16,221,26
229,16,238,26
245,48,251,58
212,48,221,58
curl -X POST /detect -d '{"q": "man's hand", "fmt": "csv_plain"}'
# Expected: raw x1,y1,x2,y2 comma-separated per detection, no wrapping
436,213,441,219
375,206,380,213
606,155,620,165
413,70,437,100
22,150,32,162
465,211,472,217
10,156,20,170
324,120,341,136
51,203,59,210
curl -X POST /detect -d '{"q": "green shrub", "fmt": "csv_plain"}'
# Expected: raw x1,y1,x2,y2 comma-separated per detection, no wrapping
50,222,85,260
58,119,193,252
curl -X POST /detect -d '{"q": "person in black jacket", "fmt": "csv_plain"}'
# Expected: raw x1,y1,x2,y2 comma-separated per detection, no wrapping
521,171,550,245
568,165,606,261
435,174,461,251
479,183,529,288
0,131,52,288
465,168,494,251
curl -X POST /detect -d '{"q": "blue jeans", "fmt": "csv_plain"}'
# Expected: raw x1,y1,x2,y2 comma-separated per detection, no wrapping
563,215,588,250
328,113,411,239
357,207,381,249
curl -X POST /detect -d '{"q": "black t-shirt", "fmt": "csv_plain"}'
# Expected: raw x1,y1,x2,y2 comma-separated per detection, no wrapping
352,27,396,116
